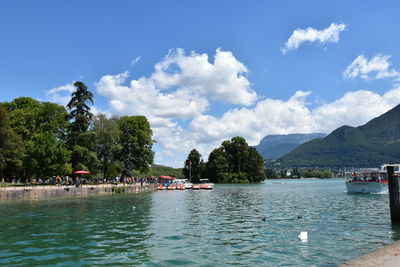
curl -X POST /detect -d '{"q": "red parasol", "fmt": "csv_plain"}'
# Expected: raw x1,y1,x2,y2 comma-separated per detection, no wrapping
74,170,90,174
159,175,176,180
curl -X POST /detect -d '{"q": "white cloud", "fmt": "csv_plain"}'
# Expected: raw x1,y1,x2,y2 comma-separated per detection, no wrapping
45,83,75,106
343,54,400,80
130,56,141,66
151,48,257,105
96,71,209,127
59,47,399,168
157,87,400,167
96,48,257,128
282,23,346,54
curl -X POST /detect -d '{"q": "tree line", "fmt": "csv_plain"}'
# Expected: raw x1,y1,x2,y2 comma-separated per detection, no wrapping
0,82,154,182
183,136,266,183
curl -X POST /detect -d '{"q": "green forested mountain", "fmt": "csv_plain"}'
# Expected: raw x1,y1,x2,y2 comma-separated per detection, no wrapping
254,133,326,160
279,104,400,168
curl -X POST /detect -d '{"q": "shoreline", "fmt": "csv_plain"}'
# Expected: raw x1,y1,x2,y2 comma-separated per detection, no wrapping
0,183,157,200
341,240,400,267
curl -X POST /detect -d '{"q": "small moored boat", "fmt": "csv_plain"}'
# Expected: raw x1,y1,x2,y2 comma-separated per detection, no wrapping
192,184,201,190
200,179,214,190
168,184,177,190
157,185,166,190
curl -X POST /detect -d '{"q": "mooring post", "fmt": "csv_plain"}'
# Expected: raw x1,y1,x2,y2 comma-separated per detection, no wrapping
388,165,400,222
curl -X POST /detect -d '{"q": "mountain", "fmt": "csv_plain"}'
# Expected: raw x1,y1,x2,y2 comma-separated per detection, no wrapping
279,104,400,168
254,133,326,160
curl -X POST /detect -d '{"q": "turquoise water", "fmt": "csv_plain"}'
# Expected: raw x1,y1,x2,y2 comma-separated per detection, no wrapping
0,179,398,266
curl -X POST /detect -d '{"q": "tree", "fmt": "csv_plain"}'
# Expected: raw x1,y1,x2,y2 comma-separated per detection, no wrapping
207,147,229,183
37,102,69,139
93,114,122,178
206,136,265,183
183,149,202,183
25,132,71,179
118,116,154,176
66,81,96,171
4,97,41,141
2,98,69,180
0,105,24,180
222,136,249,173
244,147,265,183
66,81,94,147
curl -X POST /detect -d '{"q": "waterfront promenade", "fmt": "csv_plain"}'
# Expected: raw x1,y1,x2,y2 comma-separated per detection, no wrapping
0,183,157,200
342,240,400,267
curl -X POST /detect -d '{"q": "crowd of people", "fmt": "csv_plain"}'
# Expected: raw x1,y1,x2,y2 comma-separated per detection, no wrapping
4,176,160,186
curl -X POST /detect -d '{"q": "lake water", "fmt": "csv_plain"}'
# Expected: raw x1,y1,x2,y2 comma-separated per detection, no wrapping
1,179,399,266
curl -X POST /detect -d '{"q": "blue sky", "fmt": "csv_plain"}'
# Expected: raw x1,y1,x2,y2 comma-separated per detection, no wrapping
1,0,400,167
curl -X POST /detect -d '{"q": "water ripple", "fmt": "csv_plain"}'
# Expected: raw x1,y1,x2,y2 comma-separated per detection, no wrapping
0,179,397,266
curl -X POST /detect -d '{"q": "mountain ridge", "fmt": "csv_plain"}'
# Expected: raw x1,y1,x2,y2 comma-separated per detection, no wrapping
254,133,326,160
279,104,400,168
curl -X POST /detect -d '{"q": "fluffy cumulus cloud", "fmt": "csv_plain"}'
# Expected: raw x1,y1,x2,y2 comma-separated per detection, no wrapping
45,83,75,106
95,48,260,166
282,23,346,54
96,48,257,126
96,71,209,125
152,48,257,105
188,88,400,148
149,86,400,167
343,54,400,80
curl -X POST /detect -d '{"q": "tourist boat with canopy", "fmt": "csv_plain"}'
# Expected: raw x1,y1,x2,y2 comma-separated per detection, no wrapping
345,164,400,194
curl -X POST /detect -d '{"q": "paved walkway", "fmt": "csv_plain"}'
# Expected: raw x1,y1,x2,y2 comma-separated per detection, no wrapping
341,240,400,267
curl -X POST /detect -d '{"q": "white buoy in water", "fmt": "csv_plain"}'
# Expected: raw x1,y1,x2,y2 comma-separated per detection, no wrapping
298,231,308,242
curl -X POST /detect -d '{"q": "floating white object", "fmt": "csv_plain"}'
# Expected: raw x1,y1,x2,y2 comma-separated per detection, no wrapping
298,231,308,242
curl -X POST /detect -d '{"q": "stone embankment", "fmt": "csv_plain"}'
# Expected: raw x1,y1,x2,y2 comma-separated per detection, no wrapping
341,240,400,267
0,184,157,200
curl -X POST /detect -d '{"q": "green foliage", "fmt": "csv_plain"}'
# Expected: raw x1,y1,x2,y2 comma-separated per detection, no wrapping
25,132,71,178
66,82,98,172
280,104,400,168
183,149,202,183
136,164,183,178
112,186,126,193
70,145,98,175
0,105,24,179
207,147,229,183
67,81,94,140
1,94,156,181
304,169,332,178
118,116,154,176
3,97,41,141
265,168,279,179
93,114,122,178
1,98,69,180
206,136,266,183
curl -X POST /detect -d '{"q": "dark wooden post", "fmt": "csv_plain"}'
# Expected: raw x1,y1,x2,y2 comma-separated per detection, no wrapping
388,165,400,222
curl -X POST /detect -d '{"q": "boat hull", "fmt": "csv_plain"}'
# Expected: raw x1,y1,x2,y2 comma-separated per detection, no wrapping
346,181,388,194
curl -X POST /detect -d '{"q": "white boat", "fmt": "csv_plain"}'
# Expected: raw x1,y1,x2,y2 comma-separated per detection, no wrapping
172,179,192,189
184,182,193,189
346,180,388,194
345,164,400,194
200,179,214,190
